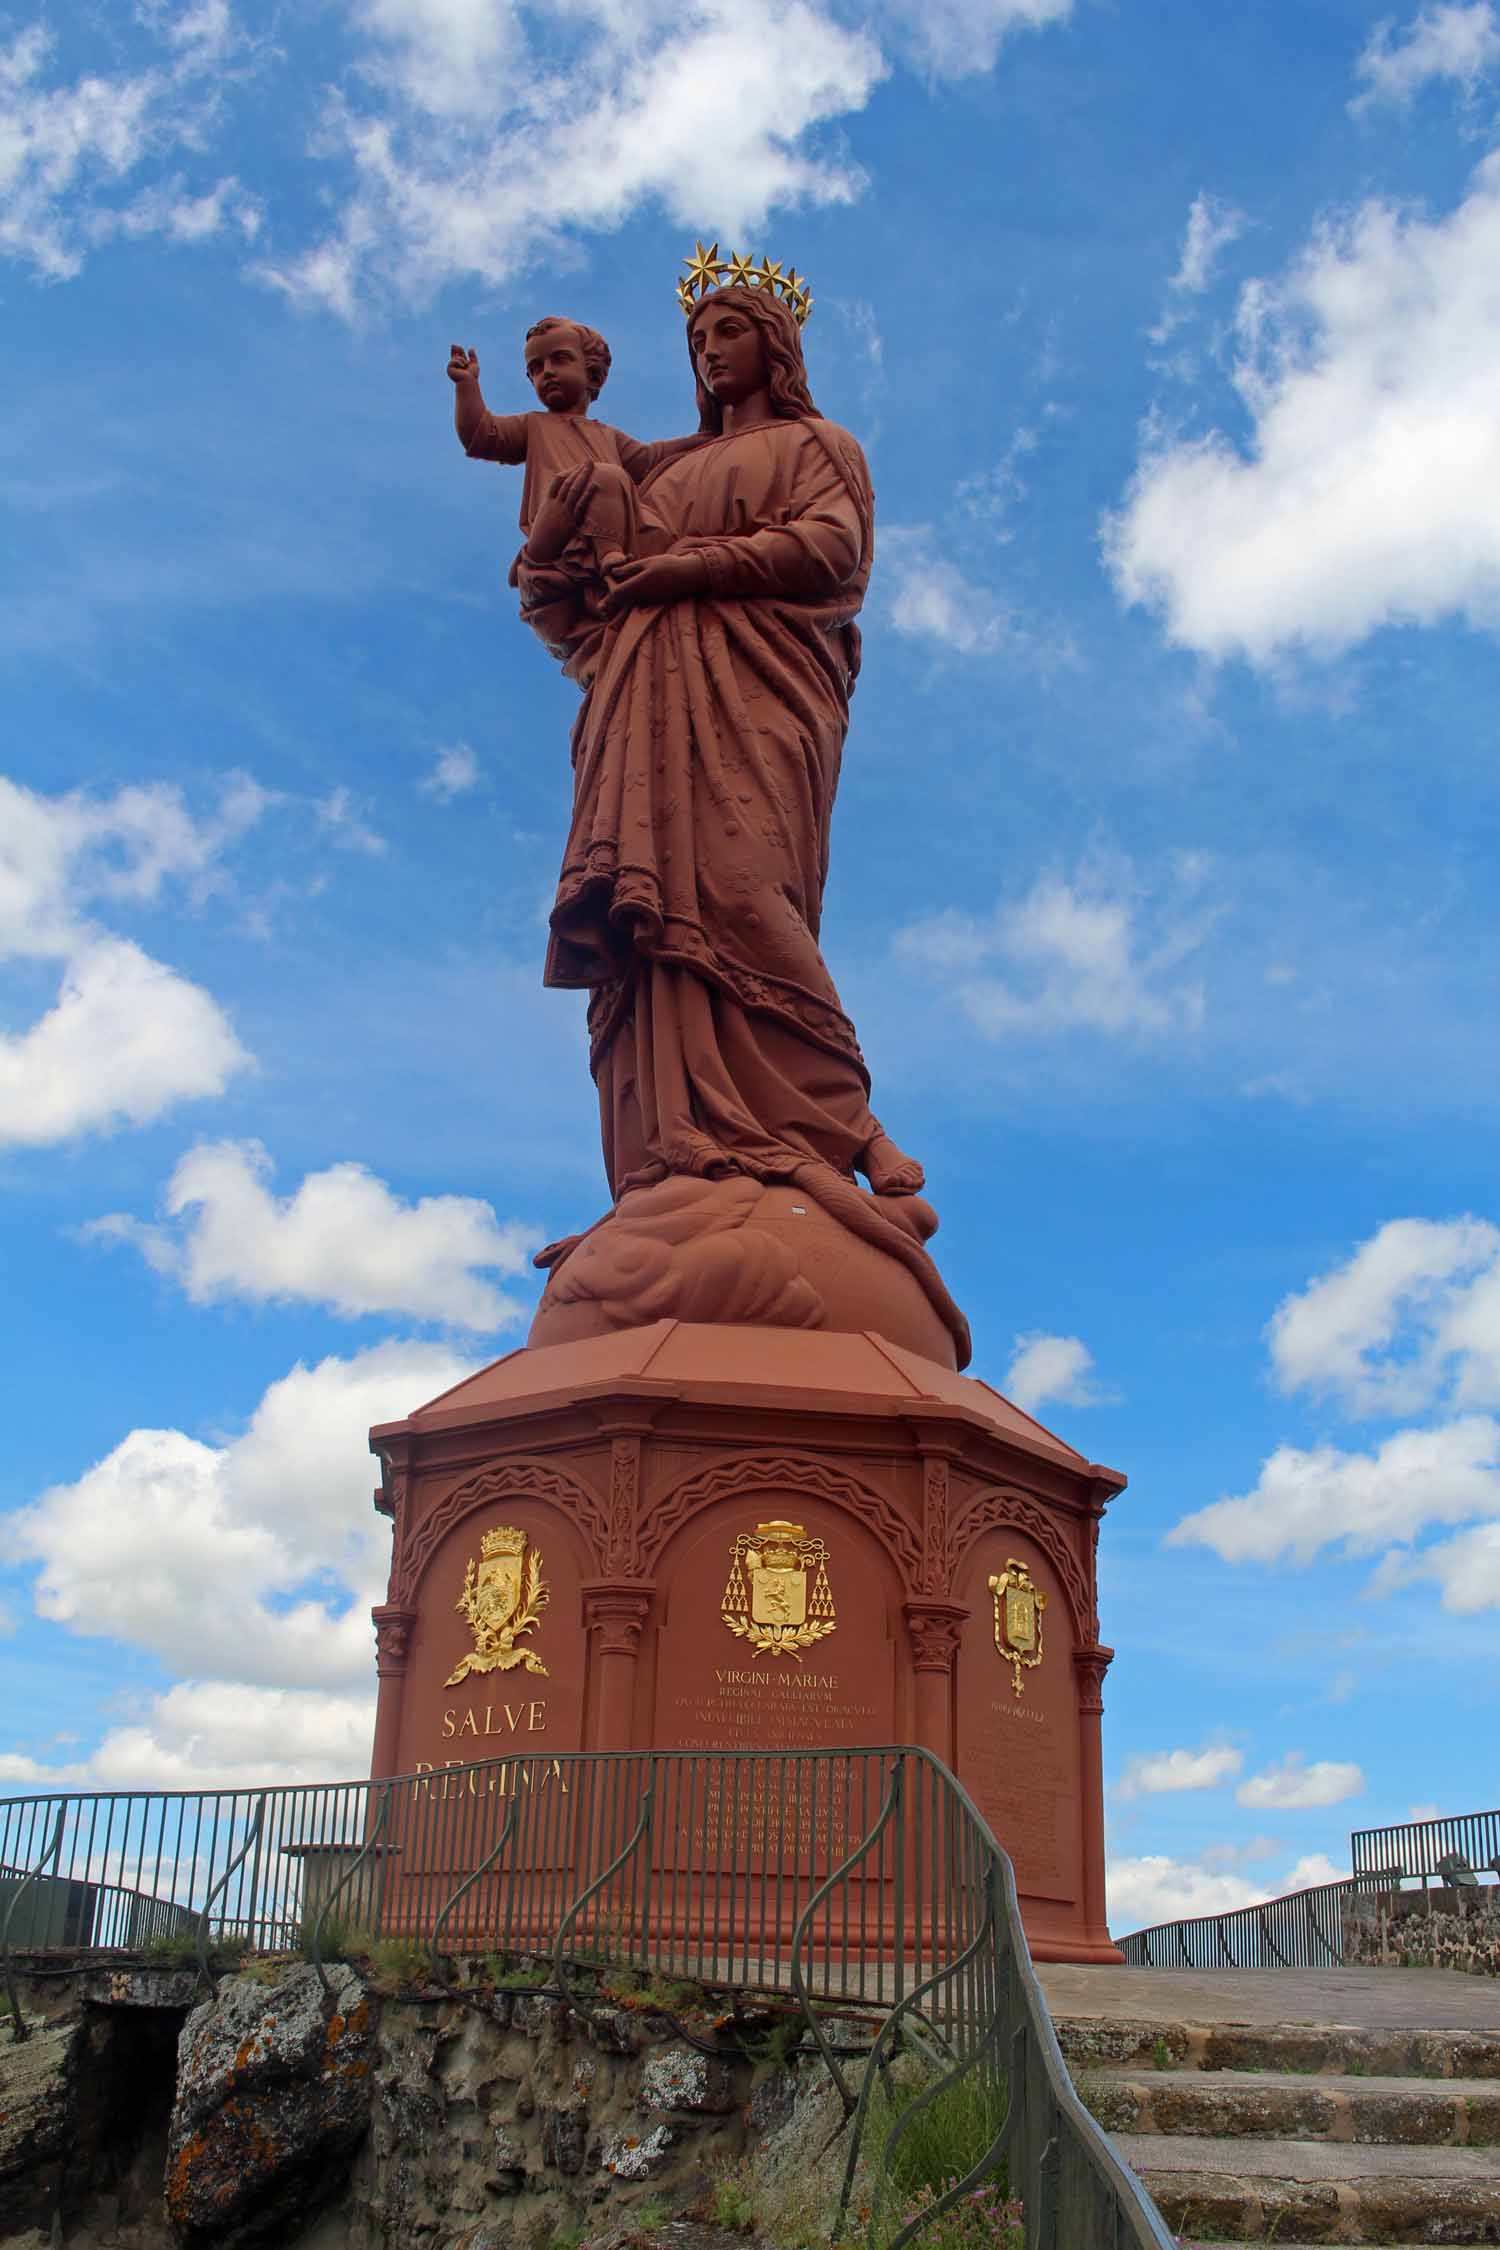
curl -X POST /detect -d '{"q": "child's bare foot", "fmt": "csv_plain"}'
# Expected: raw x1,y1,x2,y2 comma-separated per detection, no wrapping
861,1130,925,1196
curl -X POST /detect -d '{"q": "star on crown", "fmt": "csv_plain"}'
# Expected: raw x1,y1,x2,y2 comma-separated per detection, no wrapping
676,241,813,325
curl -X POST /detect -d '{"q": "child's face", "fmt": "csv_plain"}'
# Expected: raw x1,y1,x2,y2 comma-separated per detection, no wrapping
525,328,591,414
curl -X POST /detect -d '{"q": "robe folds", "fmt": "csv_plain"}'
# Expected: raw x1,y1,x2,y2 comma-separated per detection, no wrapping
540,414,890,1200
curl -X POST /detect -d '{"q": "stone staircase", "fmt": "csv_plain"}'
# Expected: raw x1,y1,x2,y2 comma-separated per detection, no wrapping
1060,2008,1500,2245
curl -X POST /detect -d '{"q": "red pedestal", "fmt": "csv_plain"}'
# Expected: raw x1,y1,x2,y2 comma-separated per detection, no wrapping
368,1321,1125,1964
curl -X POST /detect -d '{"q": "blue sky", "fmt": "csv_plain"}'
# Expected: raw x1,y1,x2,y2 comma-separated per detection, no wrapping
5,0,1500,1932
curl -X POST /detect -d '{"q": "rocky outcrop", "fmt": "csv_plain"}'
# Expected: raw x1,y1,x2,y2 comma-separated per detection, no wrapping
1343,1884,1500,1975
1,1963,813,2248
166,1964,375,2248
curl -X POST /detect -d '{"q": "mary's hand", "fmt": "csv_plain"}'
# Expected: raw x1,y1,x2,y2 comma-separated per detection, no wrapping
603,551,710,615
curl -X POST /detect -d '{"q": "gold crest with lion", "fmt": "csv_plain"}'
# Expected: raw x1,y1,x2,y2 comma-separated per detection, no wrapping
721,1521,835,1660
988,1556,1045,1697
445,1525,549,1687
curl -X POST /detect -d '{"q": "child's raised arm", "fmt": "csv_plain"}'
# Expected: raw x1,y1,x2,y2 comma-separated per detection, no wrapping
448,343,490,453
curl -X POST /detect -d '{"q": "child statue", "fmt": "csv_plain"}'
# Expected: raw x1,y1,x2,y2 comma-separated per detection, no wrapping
446,318,696,614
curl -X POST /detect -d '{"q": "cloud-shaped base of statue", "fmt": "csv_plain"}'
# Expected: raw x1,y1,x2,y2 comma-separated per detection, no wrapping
529,1172,970,1369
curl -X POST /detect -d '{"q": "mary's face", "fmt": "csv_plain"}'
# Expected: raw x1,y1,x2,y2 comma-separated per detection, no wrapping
689,299,768,406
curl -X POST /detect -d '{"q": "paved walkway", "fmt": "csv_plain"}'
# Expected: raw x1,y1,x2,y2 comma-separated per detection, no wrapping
1037,1962,1500,2032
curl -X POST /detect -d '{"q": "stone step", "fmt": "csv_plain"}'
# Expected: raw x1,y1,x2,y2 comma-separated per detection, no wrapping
1055,2011,1500,2080
1083,2066,1500,2146
1123,2132,1500,2244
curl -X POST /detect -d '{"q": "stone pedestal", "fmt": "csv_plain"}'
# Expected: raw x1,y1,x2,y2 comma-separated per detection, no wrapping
368,1320,1124,1964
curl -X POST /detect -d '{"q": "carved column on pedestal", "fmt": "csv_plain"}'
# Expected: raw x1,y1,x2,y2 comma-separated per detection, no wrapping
1074,1643,1114,1942
370,1603,418,1779
903,1600,968,1766
582,1582,654,1752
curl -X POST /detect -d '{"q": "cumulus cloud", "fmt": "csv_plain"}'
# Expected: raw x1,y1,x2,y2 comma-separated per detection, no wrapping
1236,1754,1364,1810
0,1684,376,1793
1106,1853,1266,1928
0,775,260,1152
1352,2,1500,112
0,6,260,281
895,858,1213,1043
1370,1516,1500,1611
87,1138,538,1330
257,0,1071,317
259,0,883,317
11,1340,473,1692
1106,152,1500,664
1168,1415,1500,1567
1002,1331,1114,1414
1268,1215,1500,1416
419,744,480,801
1116,1742,1244,1800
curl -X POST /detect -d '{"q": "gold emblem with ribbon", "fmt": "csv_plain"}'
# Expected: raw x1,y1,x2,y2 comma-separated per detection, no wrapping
721,1520,835,1660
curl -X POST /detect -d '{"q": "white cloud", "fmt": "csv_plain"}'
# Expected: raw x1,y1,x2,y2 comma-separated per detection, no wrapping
881,525,1023,655
0,775,261,1151
316,785,387,856
1107,1853,1265,1927
1168,1415,1500,1566
1352,2,1500,112
10,1340,474,1693
84,1681,377,1792
419,743,480,801
1106,152,1500,663
1003,1331,1114,1414
0,8,256,282
878,0,1071,82
87,1137,538,1330
1237,1754,1364,1810
1268,1215,1500,1416
0,938,248,1149
0,1683,376,1793
1167,190,1246,298
259,0,884,317
1116,1743,1244,1800
895,859,1212,1042
1371,1516,1500,1612
1284,1851,1349,1888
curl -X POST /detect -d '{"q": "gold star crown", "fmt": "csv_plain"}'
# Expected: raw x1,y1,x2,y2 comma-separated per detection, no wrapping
480,1526,527,1559
677,241,813,326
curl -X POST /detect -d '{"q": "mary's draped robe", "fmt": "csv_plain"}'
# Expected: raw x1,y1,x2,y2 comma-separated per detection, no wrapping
538,414,891,1201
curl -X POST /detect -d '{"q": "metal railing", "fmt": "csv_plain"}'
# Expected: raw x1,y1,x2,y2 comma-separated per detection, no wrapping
1117,1877,1352,1969
1,1745,1174,2250
1352,1806,1500,1885
1119,1799,1500,1969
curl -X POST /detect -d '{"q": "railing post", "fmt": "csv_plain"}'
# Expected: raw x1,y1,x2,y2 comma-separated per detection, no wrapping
2,1806,65,2044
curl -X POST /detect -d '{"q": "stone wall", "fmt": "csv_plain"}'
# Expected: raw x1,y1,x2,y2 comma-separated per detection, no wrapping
1342,1886,1500,1976
0,1961,816,2250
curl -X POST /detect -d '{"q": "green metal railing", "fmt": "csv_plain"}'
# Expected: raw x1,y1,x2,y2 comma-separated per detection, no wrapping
1352,1805,1500,1886
1,1745,1173,2250
1116,1876,1352,1968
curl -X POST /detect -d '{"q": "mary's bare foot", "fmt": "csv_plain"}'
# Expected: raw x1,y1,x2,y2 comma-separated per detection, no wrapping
861,1130,926,1197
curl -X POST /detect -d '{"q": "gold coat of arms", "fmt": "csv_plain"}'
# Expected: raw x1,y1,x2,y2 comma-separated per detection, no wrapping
445,1525,550,1687
721,1520,835,1660
988,1556,1045,1697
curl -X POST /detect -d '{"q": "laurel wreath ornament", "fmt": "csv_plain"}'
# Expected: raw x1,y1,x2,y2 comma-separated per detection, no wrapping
445,1543,550,1686
722,1614,836,1660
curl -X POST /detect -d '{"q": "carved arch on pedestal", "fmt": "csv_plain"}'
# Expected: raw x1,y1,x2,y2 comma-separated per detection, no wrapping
395,1457,610,1601
639,1452,923,1589
947,1486,1095,1646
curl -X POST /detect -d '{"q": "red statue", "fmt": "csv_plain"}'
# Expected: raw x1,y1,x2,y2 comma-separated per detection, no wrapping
451,254,969,1367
